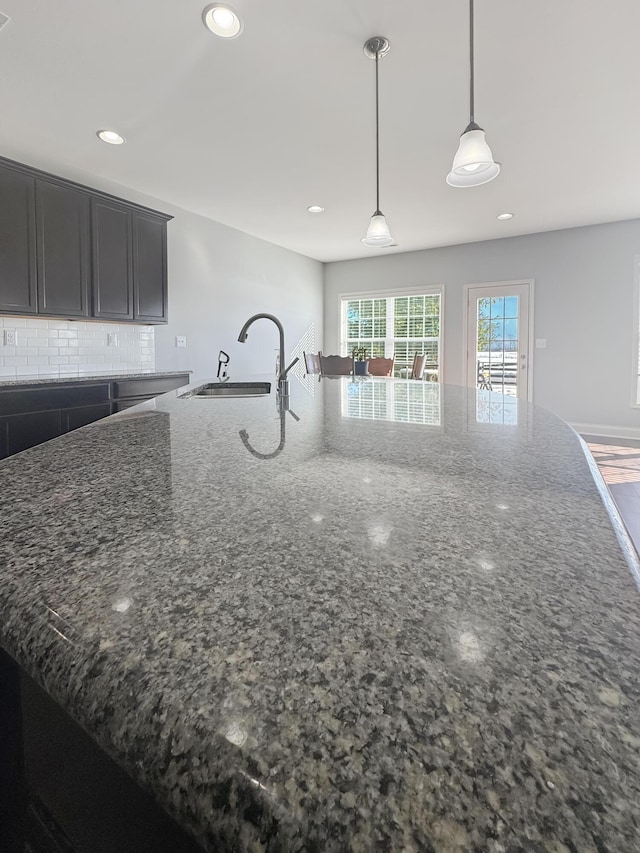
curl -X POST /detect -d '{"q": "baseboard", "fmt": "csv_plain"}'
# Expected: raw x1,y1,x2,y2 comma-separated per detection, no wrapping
570,422,640,441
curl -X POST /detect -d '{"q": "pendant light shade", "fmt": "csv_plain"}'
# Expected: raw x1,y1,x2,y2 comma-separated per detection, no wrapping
363,212,393,247
447,124,500,187
447,0,500,188
361,36,394,248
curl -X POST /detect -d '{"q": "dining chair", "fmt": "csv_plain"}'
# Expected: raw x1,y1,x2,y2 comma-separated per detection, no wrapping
303,351,322,375
367,356,395,377
319,354,354,376
410,353,428,380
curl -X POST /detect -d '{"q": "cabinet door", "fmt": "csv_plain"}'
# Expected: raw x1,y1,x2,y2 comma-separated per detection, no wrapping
63,403,112,432
36,180,90,317
0,165,37,314
91,199,133,320
133,212,167,322
7,410,62,456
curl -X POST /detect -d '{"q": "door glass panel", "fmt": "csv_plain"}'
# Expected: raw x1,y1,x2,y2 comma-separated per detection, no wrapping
476,295,519,397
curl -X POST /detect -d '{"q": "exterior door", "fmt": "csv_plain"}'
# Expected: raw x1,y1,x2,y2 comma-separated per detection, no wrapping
465,281,533,400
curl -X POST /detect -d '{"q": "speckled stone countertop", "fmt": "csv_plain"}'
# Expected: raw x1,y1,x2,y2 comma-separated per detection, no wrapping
1,375,640,852
0,369,192,388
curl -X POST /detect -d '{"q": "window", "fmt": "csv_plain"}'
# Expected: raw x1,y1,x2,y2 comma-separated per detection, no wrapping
341,290,442,378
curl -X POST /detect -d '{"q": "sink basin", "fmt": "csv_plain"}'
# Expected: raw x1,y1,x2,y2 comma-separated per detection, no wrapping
180,382,271,398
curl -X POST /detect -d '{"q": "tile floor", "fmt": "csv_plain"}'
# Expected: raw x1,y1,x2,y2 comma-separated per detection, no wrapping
584,435,640,555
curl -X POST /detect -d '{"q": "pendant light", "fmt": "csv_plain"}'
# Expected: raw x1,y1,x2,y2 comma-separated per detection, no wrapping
362,36,394,247
447,0,500,187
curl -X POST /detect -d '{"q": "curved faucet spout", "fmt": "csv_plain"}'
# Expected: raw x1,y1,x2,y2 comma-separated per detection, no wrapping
237,312,294,393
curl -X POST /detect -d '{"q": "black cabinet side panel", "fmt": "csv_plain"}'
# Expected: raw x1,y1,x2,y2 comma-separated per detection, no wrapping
36,181,89,318
0,166,37,314
92,200,133,320
133,213,167,322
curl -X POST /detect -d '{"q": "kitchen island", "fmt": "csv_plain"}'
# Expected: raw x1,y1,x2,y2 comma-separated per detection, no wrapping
1,375,639,852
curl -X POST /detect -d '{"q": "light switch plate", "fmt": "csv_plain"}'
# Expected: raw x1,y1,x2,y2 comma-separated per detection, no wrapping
107,332,118,347
3,329,16,346
176,335,187,348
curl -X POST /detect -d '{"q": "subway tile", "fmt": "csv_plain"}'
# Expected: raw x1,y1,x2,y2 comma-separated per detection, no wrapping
38,347,59,356
4,356,28,366
38,327,58,337
49,356,69,365
0,366,17,376
27,338,40,348
1,347,16,357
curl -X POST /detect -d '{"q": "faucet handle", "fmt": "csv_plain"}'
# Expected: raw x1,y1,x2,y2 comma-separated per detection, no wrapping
280,356,299,379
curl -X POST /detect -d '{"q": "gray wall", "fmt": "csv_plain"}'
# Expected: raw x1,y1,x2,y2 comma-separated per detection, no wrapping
155,207,323,383
324,220,640,435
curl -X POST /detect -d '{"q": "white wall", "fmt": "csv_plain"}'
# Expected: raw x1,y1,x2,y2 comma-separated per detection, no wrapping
324,220,640,435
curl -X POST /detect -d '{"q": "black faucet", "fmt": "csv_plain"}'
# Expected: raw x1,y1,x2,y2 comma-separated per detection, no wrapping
237,313,299,397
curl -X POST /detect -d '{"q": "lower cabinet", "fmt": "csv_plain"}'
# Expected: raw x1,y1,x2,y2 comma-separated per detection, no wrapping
63,403,113,432
7,410,62,457
0,374,189,460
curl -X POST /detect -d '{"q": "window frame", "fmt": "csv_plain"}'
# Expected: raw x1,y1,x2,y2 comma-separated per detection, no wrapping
338,284,444,379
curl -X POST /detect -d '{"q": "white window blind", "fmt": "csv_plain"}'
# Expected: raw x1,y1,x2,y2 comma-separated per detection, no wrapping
341,292,441,379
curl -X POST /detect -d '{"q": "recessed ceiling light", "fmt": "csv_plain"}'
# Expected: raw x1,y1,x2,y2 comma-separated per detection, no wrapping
202,4,243,38
497,212,514,220
307,205,324,213
97,129,125,145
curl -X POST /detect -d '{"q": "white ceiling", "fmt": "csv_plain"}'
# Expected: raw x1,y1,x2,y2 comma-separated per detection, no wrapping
2,0,640,263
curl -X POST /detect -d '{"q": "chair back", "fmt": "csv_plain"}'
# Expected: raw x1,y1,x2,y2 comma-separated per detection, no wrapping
367,357,395,377
410,353,428,380
319,355,354,376
304,351,321,375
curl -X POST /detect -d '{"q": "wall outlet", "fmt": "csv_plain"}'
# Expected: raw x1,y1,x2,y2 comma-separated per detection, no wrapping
175,335,187,348
107,332,118,346
3,329,16,346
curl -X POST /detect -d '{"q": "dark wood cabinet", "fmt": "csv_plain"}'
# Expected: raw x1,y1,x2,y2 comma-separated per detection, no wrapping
91,198,133,320
0,166,37,315
7,410,63,456
92,202,168,323
0,374,189,460
63,403,113,432
133,211,167,322
0,156,171,324
36,180,90,318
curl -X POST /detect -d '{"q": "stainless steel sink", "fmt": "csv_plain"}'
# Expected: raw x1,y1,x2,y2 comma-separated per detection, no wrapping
180,382,271,398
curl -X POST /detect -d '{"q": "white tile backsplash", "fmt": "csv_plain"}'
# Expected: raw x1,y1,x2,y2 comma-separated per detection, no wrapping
0,317,155,378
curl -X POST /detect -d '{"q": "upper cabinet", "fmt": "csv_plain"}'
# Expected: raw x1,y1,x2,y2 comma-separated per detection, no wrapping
91,198,134,321
0,157,172,324
36,179,90,318
133,211,167,323
0,166,37,315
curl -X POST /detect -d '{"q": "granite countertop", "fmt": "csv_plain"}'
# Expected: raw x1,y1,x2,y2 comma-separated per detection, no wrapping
1,375,640,852
0,369,192,388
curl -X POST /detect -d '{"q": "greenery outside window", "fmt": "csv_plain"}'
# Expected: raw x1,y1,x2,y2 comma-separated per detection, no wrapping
341,290,442,379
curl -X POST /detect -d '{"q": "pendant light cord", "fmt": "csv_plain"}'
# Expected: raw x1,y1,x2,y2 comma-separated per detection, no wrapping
469,0,475,125
374,46,381,214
